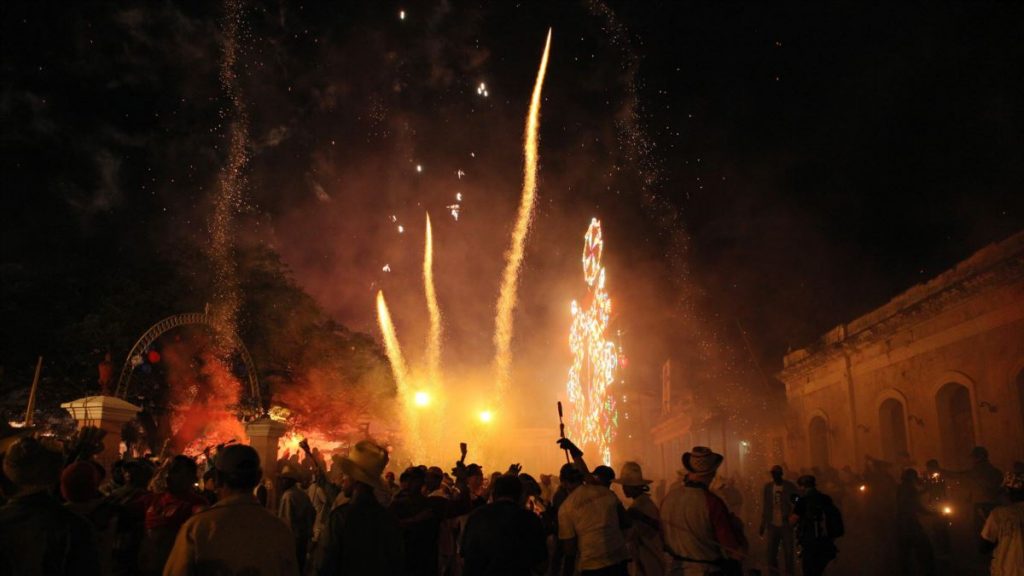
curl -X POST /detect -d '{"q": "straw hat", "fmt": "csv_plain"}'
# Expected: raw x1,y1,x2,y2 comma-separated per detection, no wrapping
613,461,653,487
682,446,724,475
338,440,388,490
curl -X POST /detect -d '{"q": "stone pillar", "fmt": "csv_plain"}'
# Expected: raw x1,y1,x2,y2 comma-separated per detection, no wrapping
61,396,141,470
245,416,288,479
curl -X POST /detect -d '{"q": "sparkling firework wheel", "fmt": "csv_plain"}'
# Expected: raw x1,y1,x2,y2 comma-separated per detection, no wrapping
567,218,618,465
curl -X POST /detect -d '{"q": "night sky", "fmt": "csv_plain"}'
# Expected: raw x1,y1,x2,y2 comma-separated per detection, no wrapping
3,1,1023,412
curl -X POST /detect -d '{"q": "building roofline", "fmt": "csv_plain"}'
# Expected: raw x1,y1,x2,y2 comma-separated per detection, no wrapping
780,230,1024,374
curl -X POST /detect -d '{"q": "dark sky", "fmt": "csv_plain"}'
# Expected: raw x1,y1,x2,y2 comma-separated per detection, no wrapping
2,1,1023,411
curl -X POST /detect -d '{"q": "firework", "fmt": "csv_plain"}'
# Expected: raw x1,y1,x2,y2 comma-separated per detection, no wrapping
423,213,442,385
567,218,618,466
493,29,552,402
376,290,422,461
208,0,249,339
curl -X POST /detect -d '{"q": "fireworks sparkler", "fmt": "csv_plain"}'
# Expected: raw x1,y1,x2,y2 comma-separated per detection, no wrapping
567,218,618,466
424,213,442,385
493,28,552,403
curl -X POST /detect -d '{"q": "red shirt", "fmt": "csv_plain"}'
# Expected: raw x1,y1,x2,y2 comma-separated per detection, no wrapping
144,491,207,532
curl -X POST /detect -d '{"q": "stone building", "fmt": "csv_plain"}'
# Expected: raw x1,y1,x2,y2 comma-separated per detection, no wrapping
778,231,1024,473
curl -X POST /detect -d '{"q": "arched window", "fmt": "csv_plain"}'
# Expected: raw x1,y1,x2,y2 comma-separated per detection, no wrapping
879,398,909,463
936,382,975,469
809,415,830,469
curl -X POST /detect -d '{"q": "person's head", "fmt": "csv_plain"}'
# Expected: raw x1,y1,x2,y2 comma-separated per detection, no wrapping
337,440,389,497
425,467,444,492
110,460,126,486
971,446,989,464
559,463,584,493
796,475,816,494
1003,470,1024,503
614,461,652,499
682,446,723,485
492,474,523,502
278,465,302,491
3,437,62,495
592,465,615,488
400,466,426,493
925,459,940,472
166,455,199,495
466,464,484,492
900,468,919,485
385,471,396,485
124,459,155,489
519,473,541,499
213,444,263,495
770,465,784,483
60,460,102,503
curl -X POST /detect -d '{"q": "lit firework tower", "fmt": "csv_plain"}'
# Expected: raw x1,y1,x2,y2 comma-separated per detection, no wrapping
567,218,618,465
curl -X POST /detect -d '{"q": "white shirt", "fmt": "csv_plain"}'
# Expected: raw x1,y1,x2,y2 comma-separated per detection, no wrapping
558,484,629,570
981,501,1024,576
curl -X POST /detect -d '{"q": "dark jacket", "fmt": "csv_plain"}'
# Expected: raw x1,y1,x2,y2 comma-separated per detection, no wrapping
313,488,403,576
0,491,101,576
760,480,798,530
461,499,547,576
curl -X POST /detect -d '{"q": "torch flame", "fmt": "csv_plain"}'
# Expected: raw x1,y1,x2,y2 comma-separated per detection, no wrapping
493,28,552,402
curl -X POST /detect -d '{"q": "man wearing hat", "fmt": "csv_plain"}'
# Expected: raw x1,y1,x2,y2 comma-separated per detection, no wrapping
759,465,797,576
164,444,299,575
278,464,315,573
981,467,1024,576
0,437,101,575
661,447,746,575
615,462,663,576
311,440,402,576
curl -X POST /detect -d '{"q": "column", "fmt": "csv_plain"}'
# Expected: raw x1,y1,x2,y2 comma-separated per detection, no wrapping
61,396,142,470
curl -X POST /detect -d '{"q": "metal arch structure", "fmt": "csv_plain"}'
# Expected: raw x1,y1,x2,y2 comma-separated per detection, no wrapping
114,312,262,407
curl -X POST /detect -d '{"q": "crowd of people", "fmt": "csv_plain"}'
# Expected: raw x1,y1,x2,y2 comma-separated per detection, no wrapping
0,421,1021,576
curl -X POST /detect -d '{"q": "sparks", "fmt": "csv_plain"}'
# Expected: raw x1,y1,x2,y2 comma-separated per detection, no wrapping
399,9,405,20
493,28,552,404
567,218,618,466
398,225,404,234
416,164,423,173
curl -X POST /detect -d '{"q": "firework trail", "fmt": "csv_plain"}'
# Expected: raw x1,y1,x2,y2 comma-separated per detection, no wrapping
377,290,422,460
423,213,442,386
209,0,249,339
376,290,410,393
493,29,552,401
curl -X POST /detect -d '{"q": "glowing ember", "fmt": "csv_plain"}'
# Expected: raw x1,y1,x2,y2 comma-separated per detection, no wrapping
567,218,618,466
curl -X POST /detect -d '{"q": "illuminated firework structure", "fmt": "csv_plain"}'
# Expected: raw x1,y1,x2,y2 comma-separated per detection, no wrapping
567,218,619,465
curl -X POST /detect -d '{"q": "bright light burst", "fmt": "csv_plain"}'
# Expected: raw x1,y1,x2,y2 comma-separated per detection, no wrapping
567,218,618,465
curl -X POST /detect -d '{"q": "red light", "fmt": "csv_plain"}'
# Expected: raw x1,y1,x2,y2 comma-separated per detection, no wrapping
147,350,161,364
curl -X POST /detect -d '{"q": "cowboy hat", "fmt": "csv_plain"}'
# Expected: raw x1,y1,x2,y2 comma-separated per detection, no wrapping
682,446,723,474
278,464,304,482
613,461,653,487
338,440,388,490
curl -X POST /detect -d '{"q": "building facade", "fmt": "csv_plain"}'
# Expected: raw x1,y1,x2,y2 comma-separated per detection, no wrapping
779,232,1024,473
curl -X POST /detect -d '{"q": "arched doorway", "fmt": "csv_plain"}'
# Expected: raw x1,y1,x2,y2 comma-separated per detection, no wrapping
809,415,830,469
936,382,975,469
879,398,910,463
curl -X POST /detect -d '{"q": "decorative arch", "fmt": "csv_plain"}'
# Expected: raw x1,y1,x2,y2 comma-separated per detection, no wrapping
875,388,911,463
115,312,262,408
807,409,831,469
931,371,978,470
